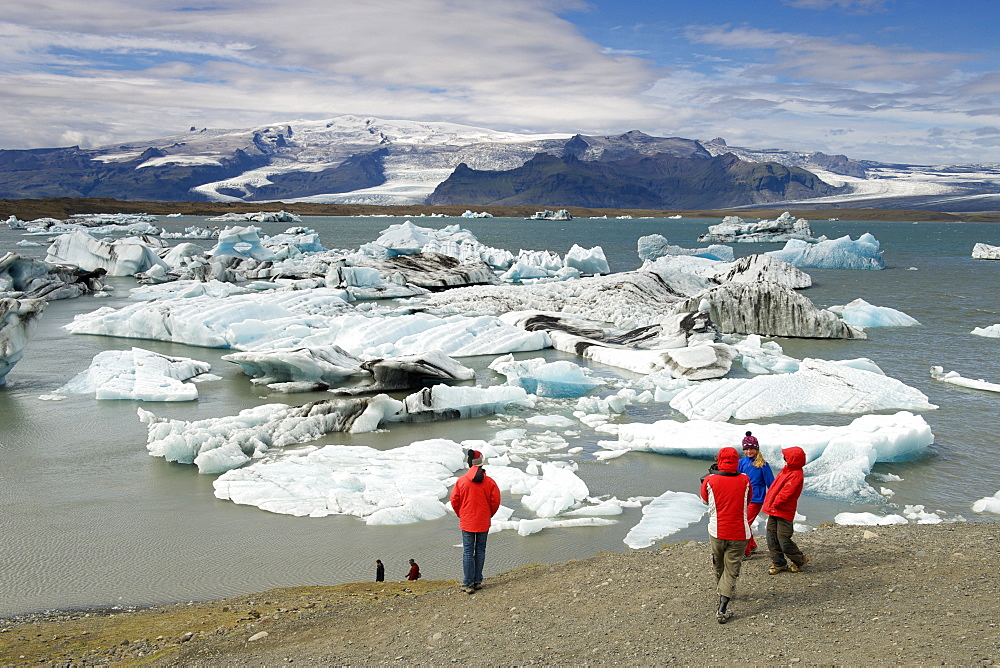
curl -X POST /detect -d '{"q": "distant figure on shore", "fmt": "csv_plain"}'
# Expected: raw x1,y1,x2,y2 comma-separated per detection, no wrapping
407,558,421,581
738,435,775,559
700,446,752,624
763,446,809,575
375,559,384,582
450,448,501,595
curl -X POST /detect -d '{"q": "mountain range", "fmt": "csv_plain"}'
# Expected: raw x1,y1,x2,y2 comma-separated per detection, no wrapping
1,115,998,211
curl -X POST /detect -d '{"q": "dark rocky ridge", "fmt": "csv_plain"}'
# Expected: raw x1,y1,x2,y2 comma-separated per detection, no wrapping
427,151,842,209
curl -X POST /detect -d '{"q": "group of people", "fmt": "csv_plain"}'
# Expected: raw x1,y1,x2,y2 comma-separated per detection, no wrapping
373,558,423,582
700,431,807,623
375,432,803,619
375,448,502,594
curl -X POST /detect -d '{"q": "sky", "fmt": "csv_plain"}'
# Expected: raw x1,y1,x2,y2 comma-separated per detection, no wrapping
1,0,997,164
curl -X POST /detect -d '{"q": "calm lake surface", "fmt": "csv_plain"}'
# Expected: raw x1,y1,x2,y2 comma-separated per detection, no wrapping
2,215,999,616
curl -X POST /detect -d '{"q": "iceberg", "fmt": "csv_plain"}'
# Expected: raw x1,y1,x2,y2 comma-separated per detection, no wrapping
223,346,367,390
66,290,549,358
929,366,1000,393
206,226,277,262
669,282,865,339
563,244,610,276
710,254,812,290
609,412,933,503
0,297,46,385
972,243,1000,260
972,490,1000,514
140,384,533,474
213,438,464,519
138,395,405,473
489,355,604,398
58,347,212,401
970,324,1000,338
518,463,590,518
829,298,920,327
46,230,168,277
623,491,707,549
668,358,936,421
206,210,301,223
698,212,817,243
766,233,885,270
0,252,107,301
834,512,908,525
636,234,733,262
329,351,476,395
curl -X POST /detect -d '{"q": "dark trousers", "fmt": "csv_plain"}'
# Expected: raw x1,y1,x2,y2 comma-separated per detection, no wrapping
766,515,805,567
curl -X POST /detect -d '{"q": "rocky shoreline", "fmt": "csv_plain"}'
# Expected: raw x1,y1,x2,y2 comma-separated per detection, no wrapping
2,522,998,666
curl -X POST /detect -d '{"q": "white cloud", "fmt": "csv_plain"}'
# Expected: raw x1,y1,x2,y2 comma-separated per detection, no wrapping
0,0,662,148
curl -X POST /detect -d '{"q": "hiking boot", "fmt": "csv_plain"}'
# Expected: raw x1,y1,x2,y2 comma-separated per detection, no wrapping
460,585,474,594
716,609,733,624
768,564,787,575
473,583,483,590
790,554,810,572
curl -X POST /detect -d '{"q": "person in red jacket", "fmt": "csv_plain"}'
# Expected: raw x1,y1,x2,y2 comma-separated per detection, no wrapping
699,446,752,624
406,558,420,580
762,446,809,575
450,449,501,594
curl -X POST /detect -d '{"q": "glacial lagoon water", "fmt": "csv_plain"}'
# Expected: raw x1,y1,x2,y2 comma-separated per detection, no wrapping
2,215,1000,616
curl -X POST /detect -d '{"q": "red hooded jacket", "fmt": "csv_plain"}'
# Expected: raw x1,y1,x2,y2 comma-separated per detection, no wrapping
450,465,501,533
762,446,806,521
699,447,751,541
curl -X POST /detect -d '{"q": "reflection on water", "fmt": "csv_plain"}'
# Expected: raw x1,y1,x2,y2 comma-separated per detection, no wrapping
2,217,1000,616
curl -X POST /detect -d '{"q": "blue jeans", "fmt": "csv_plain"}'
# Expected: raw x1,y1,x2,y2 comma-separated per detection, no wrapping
461,530,488,586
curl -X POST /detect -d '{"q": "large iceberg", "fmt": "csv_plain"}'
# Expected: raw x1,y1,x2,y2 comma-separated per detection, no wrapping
698,212,817,243
766,233,885,270
65,291,549,358
669,282,865,339
668,358,936,421
58,347,212,401
46,231,168,277
0,252,107,301
223,346,367,391
0,297,46,385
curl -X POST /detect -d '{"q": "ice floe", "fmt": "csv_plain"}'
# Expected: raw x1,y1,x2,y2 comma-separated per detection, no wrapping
766,233,886,270
667,358,935,421
605,412,934,503
929,366,1000,393
139,384,533,474
58,347,212,401
829,298,919,327
623,491,707,548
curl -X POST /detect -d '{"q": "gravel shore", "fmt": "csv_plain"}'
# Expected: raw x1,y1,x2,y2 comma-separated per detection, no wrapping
2,522,998,666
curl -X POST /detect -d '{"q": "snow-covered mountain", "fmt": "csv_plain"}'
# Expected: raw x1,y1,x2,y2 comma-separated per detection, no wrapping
2,115,998,210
